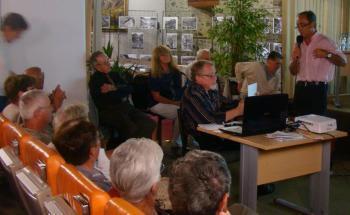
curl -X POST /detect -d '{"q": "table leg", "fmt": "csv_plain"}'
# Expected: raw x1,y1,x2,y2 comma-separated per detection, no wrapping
239,144,258,210
310,141,331,215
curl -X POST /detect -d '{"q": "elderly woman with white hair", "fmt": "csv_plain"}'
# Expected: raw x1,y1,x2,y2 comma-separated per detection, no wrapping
109,138,164,215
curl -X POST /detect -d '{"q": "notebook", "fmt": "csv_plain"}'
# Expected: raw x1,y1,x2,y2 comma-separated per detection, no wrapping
220,94,288,136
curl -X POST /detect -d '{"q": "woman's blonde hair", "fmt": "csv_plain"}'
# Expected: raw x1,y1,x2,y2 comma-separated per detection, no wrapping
151,45,178,78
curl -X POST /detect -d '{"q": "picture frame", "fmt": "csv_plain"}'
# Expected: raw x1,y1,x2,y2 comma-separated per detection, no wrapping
182,17,197,31
140,17,158,29
166,33,178,50
102,0,129,31
181,34,193,52
119,16,136,29
163,17,178,30
131,32,144,49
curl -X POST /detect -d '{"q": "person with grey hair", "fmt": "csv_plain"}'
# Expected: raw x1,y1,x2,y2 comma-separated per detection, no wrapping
88,51,156,145
19,89,53,144
184,49,211,81
52,103,89,131
169,150,255,215
109,138,164,214
181,60,243,151
51,103,111,180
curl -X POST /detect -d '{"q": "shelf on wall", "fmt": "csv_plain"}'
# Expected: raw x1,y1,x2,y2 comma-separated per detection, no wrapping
188,0,219,9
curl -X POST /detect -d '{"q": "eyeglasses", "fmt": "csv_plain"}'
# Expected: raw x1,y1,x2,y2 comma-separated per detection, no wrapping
199,74,216,78
295,22,311,29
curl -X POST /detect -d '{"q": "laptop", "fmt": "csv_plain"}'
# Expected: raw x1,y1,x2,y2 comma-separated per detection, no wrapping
220,94,288,136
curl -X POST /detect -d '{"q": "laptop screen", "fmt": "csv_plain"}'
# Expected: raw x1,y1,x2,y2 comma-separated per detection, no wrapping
242,94,288,136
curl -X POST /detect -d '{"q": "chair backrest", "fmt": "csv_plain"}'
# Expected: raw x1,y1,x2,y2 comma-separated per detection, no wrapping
0,146,25,200
43,195,76,215
0,121,27,151
15,166,52,215
19,136,65,195
105,197,144,215
56,163,110,215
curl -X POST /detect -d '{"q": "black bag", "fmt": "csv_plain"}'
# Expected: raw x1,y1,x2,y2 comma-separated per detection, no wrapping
131,72,153,110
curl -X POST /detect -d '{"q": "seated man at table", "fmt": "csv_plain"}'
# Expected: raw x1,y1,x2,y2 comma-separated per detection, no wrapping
169,149,255,215
235,51,282,97
181,60,244,151
88,51,156,144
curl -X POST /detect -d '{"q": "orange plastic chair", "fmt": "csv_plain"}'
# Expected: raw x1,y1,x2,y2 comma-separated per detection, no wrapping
105,197,144,215
19,136,65,195
0,121,27,150
56,163,110,215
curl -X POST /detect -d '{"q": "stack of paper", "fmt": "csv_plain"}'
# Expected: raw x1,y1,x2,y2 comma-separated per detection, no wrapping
266,131,304,142
198,124,223,132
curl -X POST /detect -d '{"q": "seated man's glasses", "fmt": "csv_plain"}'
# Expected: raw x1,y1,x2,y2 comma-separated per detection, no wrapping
199,73,216,78
295,22,311,29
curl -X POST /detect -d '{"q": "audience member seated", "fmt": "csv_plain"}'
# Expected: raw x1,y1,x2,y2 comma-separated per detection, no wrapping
2,74,35,122
235,51,282,97
109,138,164,215
53,118,112,192
185,49,211,80
149,45,183,147
88,51,156,144
51,103,111,180
25,66,66,111
169,150,255,215
19,89,53,144
181,60,244,151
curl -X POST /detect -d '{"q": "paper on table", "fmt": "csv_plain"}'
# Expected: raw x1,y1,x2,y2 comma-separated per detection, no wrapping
266,131,304,142
198,123,223,132
248,82,257,97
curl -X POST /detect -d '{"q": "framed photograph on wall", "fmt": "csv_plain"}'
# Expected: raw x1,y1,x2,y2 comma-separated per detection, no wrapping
166,33,178,50
163,17,178,30
273,17,282,34
140,17,157,29
172,55,178,64
182,17,197,31
102,16,111,29
181,56,196,65
131,32,144,49
181,34,193,52
119,16,136,29
102,0,129,30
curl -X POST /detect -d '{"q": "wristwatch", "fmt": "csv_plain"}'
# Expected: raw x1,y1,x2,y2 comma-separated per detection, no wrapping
326,52,333,59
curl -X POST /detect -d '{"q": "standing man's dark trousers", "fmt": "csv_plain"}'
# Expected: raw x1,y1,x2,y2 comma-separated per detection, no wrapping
294,81,328,116
98,102,156,143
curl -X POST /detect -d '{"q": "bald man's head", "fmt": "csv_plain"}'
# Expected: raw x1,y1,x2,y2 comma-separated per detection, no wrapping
25,67,44,89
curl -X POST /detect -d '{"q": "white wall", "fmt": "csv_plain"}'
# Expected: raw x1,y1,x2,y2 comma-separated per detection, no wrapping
1,0,87,104
129,0,164,16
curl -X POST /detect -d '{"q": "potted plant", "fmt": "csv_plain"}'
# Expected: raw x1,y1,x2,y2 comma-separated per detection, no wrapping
208,0,269,78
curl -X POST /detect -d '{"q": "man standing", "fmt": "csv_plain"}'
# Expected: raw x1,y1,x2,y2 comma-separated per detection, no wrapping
88,51,156,144
0,13,29,110
236,51,282,97
289,11,347,116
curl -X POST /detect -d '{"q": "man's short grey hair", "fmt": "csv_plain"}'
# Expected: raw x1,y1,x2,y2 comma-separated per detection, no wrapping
19,89,49,120
169,150,231,215
190,60,215,81
110,138,163,203
53,103,89,132
196,49,210,60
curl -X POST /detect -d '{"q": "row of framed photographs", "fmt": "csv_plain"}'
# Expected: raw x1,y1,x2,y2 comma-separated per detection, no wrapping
103,16,198,30
119,54,196,65
131,32,194,51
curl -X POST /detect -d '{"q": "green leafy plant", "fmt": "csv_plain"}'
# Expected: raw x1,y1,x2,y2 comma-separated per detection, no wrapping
102,40,114,59
208,0,269,77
